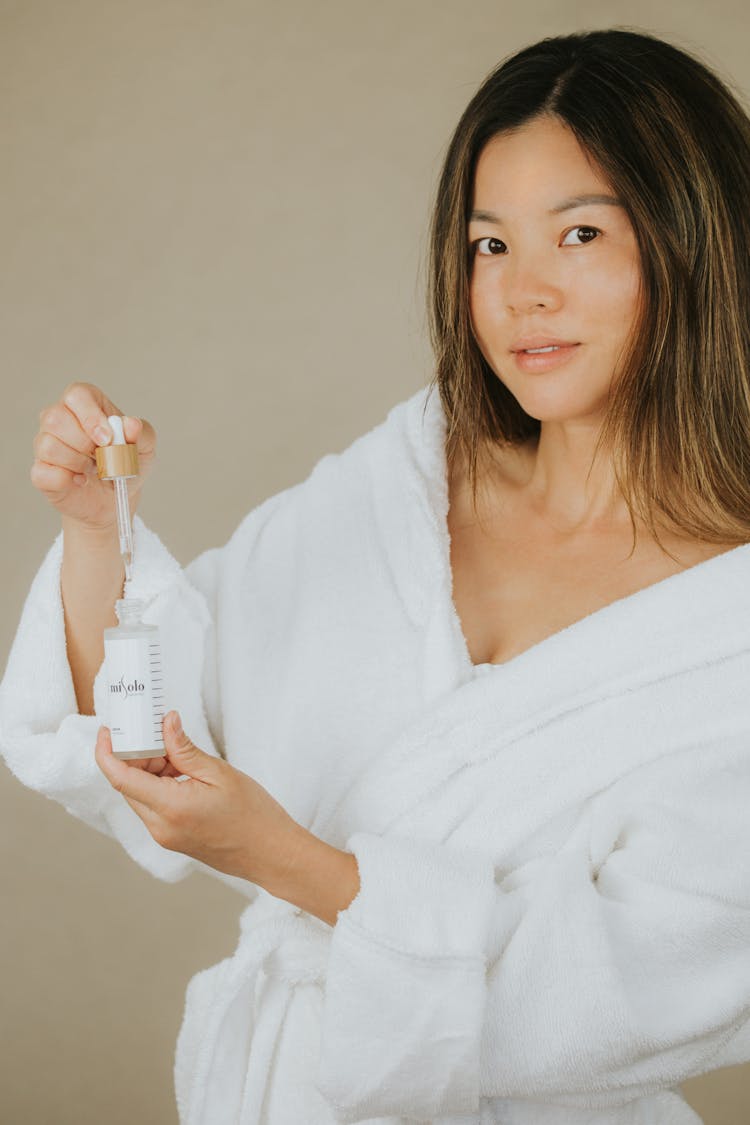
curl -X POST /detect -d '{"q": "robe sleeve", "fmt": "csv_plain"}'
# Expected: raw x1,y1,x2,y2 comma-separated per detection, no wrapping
0,513,257,901
315,744,750,1121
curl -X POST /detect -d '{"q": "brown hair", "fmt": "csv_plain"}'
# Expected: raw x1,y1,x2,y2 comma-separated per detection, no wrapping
426,27,750,554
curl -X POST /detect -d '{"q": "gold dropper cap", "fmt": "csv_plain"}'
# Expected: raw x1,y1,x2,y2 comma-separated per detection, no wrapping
95,418,139,479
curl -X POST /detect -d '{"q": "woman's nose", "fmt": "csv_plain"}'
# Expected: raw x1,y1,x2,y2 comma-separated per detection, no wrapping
503,258,562,313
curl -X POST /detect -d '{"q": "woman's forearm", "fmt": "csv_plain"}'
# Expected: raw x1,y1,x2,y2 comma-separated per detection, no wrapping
265,826,362,928
60,517,125,715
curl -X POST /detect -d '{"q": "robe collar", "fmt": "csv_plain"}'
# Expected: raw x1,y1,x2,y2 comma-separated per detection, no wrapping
397,382,750,704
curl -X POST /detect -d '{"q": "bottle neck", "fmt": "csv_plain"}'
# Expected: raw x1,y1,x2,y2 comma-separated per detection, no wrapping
114,597,146,627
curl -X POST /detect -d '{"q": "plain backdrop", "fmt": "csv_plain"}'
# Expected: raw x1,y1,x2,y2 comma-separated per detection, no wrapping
2,1,749,1121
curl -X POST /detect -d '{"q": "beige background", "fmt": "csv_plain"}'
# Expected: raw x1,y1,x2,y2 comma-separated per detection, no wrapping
1,1,748,1121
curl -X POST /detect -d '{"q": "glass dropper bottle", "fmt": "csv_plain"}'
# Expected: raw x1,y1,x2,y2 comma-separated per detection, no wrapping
95,414,139,582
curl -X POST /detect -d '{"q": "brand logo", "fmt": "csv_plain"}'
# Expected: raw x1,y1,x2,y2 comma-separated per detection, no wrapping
110,674,146,697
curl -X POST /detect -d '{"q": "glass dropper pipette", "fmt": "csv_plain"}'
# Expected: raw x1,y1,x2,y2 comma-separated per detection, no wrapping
95,414,140,583
114,474,134,582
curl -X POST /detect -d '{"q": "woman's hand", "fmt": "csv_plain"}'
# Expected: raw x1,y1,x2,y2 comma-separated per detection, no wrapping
94,711,305,890
31,381,157,532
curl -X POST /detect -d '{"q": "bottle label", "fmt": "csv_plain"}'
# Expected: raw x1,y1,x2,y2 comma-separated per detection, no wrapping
104,635,165,754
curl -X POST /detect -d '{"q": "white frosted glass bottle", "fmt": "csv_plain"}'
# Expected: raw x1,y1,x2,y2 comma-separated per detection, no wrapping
103,598,166,759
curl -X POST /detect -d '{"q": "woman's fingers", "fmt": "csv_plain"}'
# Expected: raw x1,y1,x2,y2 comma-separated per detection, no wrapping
59,383,123,452
32,429,96,476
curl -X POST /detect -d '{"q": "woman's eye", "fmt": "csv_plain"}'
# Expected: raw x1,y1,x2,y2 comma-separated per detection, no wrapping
561,225,600,245
471,227,601,256
473,236,506,256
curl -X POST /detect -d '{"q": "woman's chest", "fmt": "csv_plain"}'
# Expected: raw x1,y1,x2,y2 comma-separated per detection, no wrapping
447,497,717,668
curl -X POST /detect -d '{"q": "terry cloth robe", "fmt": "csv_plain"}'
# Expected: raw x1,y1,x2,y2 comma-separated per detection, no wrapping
2,383,750,1125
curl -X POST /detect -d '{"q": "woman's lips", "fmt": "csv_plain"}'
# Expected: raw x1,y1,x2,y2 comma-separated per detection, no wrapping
512,343,581,372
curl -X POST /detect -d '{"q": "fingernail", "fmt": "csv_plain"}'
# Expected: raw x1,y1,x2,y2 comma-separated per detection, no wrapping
94,424,111,445
171,711,182,734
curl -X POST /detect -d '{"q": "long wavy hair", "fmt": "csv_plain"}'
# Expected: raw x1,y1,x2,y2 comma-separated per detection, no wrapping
426,27,750,553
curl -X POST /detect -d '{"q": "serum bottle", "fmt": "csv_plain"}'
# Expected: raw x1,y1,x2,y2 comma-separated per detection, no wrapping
103,598,166,759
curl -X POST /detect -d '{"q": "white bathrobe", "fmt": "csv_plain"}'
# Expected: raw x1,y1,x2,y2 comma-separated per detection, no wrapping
2,383,750,1125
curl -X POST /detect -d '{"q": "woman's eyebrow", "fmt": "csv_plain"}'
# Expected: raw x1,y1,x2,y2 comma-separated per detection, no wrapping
469,194,624,223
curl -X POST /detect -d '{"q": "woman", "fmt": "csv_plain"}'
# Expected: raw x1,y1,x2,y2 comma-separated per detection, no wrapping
3,26,750,1125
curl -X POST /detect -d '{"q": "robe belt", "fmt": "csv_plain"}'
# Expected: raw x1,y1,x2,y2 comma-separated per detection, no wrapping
184,893,332,1125
261,927,330,984
237,888,331,983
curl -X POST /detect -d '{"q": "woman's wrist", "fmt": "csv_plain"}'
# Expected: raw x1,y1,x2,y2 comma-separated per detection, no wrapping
62,514,126,548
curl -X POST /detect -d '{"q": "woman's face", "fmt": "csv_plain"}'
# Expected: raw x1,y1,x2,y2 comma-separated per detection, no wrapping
467,115,642,424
